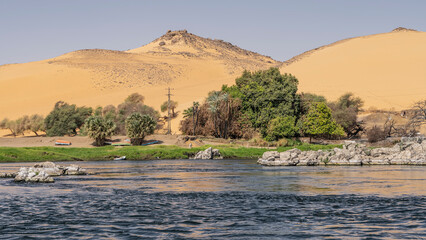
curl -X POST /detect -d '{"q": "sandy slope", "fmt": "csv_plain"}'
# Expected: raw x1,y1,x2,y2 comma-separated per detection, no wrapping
1,28,426,137
280,28,426,110
0,30,278,134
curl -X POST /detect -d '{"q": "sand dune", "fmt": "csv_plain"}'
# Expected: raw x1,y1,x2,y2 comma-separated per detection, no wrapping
0,30,279,134
1,28,425,136
280,27,426,110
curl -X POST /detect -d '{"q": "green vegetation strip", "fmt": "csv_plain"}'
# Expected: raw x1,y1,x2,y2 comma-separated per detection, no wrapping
0,144,342,162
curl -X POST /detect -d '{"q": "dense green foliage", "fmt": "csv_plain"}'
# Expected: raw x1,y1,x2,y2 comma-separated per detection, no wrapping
84,93,159,135
114,93,159,134
265,116,298,141
300,93,327,115
29,115,45,136
328,93,364,137
301,102,345,140
180,68,360,141
0,114,46,137
0,144,342,162
84,116,116,146
44,101,92,136
125,113,157,145
223,68,300,136
180,94,248,139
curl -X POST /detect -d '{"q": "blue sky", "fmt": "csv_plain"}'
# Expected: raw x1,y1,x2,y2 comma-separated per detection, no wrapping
1,0,425,65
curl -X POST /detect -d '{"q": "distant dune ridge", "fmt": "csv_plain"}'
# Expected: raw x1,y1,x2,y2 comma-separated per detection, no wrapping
280,27,426,110
0,28,425,133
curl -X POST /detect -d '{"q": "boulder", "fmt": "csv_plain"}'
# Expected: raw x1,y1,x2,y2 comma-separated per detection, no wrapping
258,140,426,166
3,161,88,183
192,147,222,160
64,164,87,175
0,172,17,178
14,167,54,183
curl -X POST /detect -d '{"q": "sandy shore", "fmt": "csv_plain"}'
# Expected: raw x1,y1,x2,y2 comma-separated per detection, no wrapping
0,134,181,148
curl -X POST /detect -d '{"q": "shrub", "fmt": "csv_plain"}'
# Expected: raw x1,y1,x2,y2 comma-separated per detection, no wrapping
301,102,345,141
44,101,92,136
223,67,300,137
367,125,386,143
328,93,364,137
265,116,298,141
115,94,159,135
125,113,156,145
125,93,144,104
160,100,178,117
84,116,116,146
275,138,289,147
29,114,45,136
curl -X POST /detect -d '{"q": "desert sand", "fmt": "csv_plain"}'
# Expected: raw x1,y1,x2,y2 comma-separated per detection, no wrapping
0,30,278,134
281,28,426,110
1,28,425,136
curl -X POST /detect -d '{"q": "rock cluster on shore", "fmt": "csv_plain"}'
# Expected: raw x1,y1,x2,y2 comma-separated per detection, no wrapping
258,140,426,166
192,147,222,160
0,162,88,183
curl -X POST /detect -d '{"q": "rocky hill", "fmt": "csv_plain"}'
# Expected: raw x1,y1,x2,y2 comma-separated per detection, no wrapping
0,30,279,133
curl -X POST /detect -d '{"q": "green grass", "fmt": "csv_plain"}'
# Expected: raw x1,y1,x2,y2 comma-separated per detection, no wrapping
0,144,342,162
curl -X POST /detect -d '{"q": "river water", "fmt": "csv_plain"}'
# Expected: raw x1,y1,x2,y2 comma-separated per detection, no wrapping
0,160,425,239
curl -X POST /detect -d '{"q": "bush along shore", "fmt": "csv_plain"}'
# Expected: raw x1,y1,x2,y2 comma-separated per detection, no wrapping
258,139,426,166
0,144,341,163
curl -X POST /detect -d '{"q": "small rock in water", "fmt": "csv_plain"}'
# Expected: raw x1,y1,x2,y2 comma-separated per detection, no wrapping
64,164,87,175
0,172,17,178
7,161,88,183
14,167,54,183
192,147,222,159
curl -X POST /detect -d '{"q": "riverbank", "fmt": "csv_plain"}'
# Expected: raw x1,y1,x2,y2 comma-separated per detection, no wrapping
0,144,341,162
258,140,426,166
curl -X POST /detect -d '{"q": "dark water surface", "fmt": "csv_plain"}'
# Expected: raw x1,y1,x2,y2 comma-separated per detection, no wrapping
0,160,425,239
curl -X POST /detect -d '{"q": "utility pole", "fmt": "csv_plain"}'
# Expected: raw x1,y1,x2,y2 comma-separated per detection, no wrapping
166,87,174,135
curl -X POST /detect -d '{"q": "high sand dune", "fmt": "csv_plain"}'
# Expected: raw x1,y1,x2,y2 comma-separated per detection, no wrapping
0,30,279,134
280,27,426,110
1,28,425,136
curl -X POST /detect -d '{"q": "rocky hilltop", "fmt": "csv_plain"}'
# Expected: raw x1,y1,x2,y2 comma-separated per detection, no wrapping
258,139,426,166
0,30,279,131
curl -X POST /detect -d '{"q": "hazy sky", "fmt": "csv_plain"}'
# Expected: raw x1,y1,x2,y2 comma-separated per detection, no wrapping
1,0,425,65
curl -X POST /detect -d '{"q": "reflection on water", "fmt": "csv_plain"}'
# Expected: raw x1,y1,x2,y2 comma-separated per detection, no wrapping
0,160,425,239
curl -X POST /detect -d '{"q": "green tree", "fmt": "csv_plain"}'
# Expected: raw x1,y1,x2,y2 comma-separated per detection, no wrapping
44,101,93,136
160,100,178,117
300,92,327,115
102,105,117,122
328,93,364,137
29,114,45,136
0,118,17,136
265,116,298,141
125,93,145,104
301,102,345,141
0,118,8,130
125,113,157,145
84,115,116,146
116,94,159,135
223,67,300,137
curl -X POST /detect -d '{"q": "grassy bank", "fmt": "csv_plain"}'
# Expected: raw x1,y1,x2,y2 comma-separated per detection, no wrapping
0,144,342,162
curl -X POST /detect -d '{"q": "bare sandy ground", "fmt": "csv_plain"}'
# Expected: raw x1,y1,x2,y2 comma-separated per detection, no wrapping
1,28,425,136
0,30,278,133
0,134,182,148
281,29,426,110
